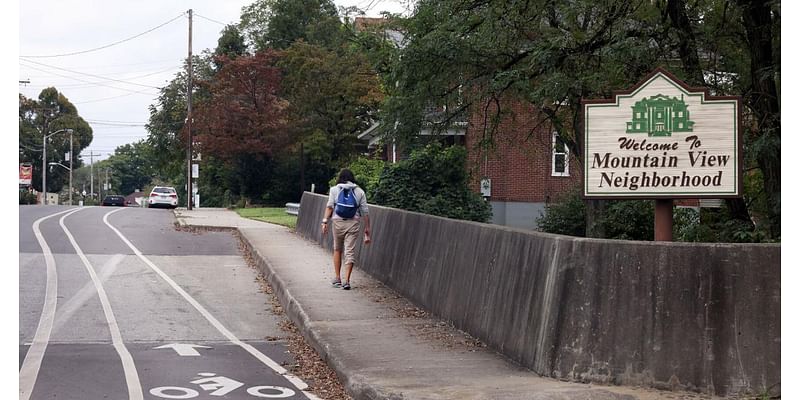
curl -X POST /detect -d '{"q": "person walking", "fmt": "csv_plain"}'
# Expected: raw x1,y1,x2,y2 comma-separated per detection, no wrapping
321,169,371,290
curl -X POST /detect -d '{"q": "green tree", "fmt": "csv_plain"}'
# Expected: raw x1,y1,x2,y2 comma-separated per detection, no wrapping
239,0,344,51
19,88,92,194
280,41,384,195
372,143,492,222
105,142,154,195
378,0,779,241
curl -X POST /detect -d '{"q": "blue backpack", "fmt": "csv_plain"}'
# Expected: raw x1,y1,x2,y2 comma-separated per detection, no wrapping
335,187,359,219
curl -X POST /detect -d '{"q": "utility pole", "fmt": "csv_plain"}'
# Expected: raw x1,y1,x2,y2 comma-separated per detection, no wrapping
67,130,73,205
84,151,101,202
186,8,194,210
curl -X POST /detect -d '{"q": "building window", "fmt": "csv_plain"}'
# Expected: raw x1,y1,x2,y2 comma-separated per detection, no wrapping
552,132,569,177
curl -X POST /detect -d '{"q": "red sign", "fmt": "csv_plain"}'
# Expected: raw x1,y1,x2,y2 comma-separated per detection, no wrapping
19,163,32,185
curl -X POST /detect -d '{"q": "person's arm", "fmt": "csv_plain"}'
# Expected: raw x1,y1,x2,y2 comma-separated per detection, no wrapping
322,188,336,235
321,206,333,235
359,189,371,240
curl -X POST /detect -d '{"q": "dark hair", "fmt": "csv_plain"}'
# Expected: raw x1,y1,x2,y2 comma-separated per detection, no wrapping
337,168,356,184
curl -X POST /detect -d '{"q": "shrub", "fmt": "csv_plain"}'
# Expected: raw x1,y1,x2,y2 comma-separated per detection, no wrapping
19,190,37,205
537,190,654,241
329,156,385,197
371,143,492,222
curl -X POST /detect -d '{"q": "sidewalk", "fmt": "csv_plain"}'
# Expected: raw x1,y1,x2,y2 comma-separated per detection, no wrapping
174,208,711,400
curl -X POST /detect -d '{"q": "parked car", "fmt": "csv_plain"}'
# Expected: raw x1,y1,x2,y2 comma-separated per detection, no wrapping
101,195,126,207
148,186,178,209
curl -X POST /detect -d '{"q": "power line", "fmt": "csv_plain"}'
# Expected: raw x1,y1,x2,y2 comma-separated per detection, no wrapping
74,91,155,105
19,12,187,58
19,58,164,89
22,65,181,90
193,12,230,26
86,118,148,124
19,61,160,95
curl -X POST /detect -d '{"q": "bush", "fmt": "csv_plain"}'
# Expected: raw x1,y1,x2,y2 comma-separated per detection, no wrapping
329,156,385,197
371,143,492,222
536,190,653,241
19,190,37,205
535,189,586,237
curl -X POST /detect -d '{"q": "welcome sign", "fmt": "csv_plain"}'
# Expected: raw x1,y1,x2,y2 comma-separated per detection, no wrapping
582,68,742,199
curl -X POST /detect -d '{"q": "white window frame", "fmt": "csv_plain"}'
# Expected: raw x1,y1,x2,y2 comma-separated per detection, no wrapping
552,131,569,177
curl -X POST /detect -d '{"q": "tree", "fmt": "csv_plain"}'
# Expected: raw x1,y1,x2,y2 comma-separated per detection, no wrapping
19,88,92,194
104,142,155,195
239,0,344,51
372,143,492,222
280,41,384,194
145,54,216,198
192,50,290,204
378,0,779,241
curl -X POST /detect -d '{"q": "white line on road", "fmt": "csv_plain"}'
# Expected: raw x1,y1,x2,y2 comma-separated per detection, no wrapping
20,208,78,400
60,208,144,400
102,208,321,400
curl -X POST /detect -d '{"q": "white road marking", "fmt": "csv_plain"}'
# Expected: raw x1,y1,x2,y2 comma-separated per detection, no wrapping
103,208,322,400
20,208,78,400
154,343,212,356
52,253,124,335
60,208,143,400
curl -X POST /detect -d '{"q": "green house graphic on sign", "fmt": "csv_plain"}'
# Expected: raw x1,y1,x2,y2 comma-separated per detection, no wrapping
626,94,695,136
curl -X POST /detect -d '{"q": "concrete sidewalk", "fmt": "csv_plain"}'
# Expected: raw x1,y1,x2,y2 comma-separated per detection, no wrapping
174,208,711,400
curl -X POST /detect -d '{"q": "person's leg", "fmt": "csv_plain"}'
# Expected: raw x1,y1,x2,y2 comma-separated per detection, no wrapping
333,250,342,282
341,220,360,288
332,220,346,286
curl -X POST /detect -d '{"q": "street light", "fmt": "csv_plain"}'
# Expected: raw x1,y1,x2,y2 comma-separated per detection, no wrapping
48,162,72,204
41,128,73,205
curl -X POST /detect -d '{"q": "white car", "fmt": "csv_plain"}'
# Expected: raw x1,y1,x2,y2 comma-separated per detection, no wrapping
148,186,178,208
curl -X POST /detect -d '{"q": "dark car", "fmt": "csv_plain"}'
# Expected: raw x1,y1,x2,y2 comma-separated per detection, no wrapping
102,195,126,207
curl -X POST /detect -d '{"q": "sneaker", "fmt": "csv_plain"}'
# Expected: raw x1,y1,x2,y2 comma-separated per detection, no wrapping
342,282,351,290
332,278,342,288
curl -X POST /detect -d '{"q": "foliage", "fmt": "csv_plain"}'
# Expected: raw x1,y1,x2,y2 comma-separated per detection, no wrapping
380,0,779,242
103,141,154,195
19,190,37,205
214,25,248,62
280,41,383,181
328,156,386,197
372,143,491,222
538,191,775,243
236,207,297,229
19,88,92,193
537,190,654,241
673,207,775,243
195,51,289,161
145,54,215,191
239,0,344,51
535,189,586,237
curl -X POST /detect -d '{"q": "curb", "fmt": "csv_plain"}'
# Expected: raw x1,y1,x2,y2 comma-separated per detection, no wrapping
238,231,400,400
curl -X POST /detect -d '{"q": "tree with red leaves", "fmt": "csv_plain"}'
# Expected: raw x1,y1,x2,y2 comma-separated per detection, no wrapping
193,50,290,163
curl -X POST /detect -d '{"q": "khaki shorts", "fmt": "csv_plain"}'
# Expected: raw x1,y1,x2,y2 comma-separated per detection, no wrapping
332,218,361,265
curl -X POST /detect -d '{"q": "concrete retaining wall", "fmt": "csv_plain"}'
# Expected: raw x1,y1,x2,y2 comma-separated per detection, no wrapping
297,192,780,397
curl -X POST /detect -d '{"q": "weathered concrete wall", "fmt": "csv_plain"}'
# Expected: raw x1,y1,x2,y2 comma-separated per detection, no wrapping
298,192,780,397
490,200,547,230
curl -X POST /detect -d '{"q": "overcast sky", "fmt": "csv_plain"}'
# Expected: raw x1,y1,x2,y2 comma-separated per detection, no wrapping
18,0,411,163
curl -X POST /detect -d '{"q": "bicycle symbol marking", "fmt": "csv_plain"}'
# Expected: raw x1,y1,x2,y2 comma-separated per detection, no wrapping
149,372,296,399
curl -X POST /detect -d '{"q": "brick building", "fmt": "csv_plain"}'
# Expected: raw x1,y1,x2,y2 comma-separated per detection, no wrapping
464,100,581,230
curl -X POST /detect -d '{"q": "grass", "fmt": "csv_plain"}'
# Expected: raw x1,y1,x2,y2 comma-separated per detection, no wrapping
236,207,297,229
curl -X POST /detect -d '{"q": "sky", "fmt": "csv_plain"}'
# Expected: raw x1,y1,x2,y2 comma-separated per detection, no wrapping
17,0,412,163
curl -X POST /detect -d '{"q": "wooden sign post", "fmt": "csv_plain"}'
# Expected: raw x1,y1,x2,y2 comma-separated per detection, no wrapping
582,68,742,241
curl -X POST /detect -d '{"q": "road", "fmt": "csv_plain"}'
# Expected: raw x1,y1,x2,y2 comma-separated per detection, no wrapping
19,205,316,400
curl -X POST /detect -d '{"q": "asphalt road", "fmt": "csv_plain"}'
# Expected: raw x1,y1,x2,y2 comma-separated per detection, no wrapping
19,205,315,400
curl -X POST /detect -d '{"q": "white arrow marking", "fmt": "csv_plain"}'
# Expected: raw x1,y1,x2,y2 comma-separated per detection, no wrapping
154,343,212,356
